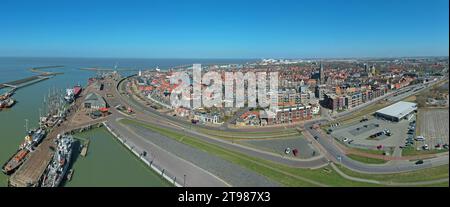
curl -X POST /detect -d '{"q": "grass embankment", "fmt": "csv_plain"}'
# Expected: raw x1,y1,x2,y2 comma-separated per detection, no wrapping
401,147,449,156
200,128,300,140
338,164,449,184
352,147,394,156
418,181,449,187
120,119,448,186
119,119,379,187
347,154,388,164
197,127,299,140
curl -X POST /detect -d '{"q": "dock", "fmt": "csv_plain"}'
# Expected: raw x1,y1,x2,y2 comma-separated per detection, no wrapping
8,79,106,187
80,139,90,157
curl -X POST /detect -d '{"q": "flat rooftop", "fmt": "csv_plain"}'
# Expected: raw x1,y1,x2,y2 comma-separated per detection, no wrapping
376,101,417,118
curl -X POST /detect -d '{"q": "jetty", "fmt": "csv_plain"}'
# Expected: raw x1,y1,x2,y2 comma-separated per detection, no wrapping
0,75,50,90
8,79,107,187
0,66,64,90
29,66,65,75
80,138,90,157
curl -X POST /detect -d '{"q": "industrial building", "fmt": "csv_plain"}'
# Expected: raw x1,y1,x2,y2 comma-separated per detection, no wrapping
375,101,417,122
83,92,107,109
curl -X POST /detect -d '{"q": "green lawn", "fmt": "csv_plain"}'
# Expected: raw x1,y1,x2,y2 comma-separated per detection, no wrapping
402,146,449,156
197,127,299,139
347,154,388,164
338,164,449,183
351,146,393,156
417,181,449,187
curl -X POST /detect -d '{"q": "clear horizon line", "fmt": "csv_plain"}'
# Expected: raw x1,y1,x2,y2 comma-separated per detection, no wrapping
0,55,448,60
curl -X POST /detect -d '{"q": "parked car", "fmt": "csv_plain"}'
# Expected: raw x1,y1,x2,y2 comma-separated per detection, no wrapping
415,136,426,141
292,149,299,157
343,138,349,142
415,160,424,165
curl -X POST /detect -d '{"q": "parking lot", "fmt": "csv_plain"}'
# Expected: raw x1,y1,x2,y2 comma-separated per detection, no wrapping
330,117,411,150
417,108,449,148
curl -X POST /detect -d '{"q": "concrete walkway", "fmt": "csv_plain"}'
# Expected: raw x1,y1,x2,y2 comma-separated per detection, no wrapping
105,120,230,187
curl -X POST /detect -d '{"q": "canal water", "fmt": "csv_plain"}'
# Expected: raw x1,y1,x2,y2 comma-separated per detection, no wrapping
0,57,250,187
66,127,172,187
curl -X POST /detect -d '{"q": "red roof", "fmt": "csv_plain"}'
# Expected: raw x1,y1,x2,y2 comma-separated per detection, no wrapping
99,107,109,112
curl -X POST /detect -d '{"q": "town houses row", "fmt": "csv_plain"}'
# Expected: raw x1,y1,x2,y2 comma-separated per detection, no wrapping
130,57,448,126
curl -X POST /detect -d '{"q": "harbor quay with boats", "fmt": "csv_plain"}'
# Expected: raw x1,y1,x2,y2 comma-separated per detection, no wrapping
4,74,113,187
2,66,211,187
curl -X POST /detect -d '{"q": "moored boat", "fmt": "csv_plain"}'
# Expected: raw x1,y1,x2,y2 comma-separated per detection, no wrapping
1,128,46,175
1,149,29,175
40,134,73,187
0,98,15,109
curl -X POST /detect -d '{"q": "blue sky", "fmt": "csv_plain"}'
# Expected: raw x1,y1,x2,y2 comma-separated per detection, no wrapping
0,0,448,58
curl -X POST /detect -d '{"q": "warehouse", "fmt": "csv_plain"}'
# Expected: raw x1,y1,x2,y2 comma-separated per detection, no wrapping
375,101,417,122
83,92,107,109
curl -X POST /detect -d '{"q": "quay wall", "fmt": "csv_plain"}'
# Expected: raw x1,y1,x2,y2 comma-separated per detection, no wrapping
103,122,181,187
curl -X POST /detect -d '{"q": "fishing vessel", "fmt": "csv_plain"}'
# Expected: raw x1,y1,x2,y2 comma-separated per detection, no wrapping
40,134,73,187
64,88,75,103
30,128,46,147
73,85,82,98
39,87,68,128
0,90,14,101
0,98,15,109
1,128,46,175
64,85,82,103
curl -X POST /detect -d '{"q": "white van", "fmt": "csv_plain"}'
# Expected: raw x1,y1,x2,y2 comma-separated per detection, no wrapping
415,136,426,141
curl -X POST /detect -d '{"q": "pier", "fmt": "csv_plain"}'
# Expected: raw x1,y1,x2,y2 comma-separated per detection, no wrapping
8,80,105,187
29,66,64,76
0,75,49,90
80,67,139,72
0,66,64,90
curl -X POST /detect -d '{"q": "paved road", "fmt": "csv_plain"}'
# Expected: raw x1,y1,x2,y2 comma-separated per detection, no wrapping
304,120,449,174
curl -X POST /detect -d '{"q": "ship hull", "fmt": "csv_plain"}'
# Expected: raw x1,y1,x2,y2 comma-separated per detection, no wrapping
1,149,28,175
40,135,73,187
